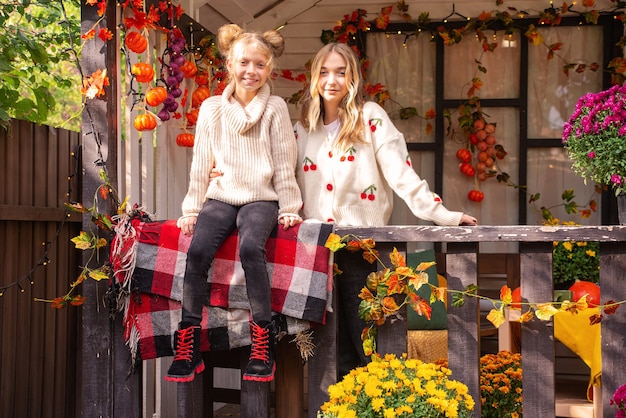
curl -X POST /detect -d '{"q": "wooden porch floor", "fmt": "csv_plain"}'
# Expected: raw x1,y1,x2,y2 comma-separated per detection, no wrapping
214,404,308,417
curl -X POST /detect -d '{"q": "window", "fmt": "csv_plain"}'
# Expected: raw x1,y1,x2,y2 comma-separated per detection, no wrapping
367,17,620,247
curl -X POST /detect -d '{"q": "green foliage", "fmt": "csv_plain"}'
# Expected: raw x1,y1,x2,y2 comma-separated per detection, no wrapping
0,0,82,131
553,240,600,285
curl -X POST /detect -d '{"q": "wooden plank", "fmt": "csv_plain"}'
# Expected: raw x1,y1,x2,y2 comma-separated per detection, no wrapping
445,243,481,415
0,205,81,222
520,242,555,417
600,242,626,418
275,338,304,418
335,224,626,243
307,286,337,418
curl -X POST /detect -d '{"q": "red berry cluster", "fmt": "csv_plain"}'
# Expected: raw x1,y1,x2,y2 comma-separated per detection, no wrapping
456,117,507,203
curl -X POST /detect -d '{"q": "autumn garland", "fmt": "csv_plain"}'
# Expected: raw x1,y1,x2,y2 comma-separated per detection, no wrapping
324,233,624,355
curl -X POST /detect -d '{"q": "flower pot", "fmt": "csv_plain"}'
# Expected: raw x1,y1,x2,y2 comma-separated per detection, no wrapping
618,193,626,225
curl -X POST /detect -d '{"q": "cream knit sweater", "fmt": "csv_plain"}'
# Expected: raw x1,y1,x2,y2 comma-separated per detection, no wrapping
179,83,302,223
294,101,463,227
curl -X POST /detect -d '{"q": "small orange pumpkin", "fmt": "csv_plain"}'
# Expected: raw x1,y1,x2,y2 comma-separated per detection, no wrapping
124,31,147,54
194,72,209,86
191,86,211,108
180,60,198,78
145,86,168,107
131,62,154,83
133,113,157,131
185,108,199,126
176,133,195,147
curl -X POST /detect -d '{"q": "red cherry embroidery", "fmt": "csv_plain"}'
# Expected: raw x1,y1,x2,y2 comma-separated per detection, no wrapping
326,184,333,191
360,192,367,199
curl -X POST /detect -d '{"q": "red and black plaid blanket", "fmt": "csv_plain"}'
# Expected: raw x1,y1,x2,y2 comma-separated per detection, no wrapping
110,217,334,362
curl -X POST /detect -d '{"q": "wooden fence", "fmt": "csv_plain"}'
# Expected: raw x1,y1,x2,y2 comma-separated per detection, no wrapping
0,120,81,418
170,224,626,418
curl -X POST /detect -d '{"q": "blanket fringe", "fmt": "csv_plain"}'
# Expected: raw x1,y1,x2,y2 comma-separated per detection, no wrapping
292,329,315,362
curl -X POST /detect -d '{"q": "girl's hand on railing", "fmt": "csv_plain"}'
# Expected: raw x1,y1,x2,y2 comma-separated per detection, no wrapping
460,213,478,226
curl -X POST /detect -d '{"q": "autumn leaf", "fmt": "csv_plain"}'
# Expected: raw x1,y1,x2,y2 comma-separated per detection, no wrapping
408,271,429,291
500,285,513,305
604,300,620,315
486,308,506,328
81,69,110,99
408,294,432,320
324,233,345,252
51,297,66,309
360,284,376,301
70,295,86,306
65,202,89,213
71,231,94,250
389,247,406,268
98,28,113,42
535,302,559,320
525,25,544,46
519,310,534,323
431,286,447,304
381,296,400,315
361,249,378,264
89,268,109,281
589,313,602,325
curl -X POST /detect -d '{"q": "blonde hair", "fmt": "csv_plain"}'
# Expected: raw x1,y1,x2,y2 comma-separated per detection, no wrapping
217,24,285,86
300,43,365,150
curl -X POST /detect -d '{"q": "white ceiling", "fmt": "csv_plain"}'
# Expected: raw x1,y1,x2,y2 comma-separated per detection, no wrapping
194,0,290,33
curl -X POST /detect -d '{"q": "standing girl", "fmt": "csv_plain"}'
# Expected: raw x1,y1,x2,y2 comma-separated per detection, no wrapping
294,42,477,377
166,24,302,384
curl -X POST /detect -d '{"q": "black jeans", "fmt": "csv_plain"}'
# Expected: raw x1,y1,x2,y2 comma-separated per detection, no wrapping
181,199,278,326
335,249,378,378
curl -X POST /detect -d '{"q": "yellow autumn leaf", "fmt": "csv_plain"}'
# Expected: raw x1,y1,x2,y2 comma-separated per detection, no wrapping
486,308,505,328
416,261,436,272
324,233,345,252
408,271,429,291
519,310,534,323
95,237,107,249
71,231,93,250
88,268,109,281
535,303,559,320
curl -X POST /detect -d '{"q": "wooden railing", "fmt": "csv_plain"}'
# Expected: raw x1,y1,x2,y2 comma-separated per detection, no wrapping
306,225,626,418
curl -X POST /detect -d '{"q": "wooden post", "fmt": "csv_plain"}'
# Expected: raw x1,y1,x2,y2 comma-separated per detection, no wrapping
445,242,480,414
600,242,626,417
80,2,139,417
275,338,304,418
519,242,555,417
307,290,337,418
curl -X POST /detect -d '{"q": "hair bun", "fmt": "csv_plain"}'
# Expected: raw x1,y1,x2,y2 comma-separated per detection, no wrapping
262,30,285,58
217,24,244,57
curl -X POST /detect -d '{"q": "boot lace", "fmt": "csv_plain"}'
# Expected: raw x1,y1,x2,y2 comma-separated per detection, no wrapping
249,323,270,362
173,326,195,362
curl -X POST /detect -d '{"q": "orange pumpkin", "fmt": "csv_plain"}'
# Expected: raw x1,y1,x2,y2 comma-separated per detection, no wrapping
131,62,154,83
124,31,147,54
185,108,199,126
145,86,168,107
191,86,211,108
569,280,601,308
194,72,209,86
176,133,195,147
133,113,157,131
180,60,198,78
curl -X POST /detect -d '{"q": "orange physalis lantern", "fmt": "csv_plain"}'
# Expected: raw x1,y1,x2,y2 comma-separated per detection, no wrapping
131,62,154,83
185,108,199,126
133,113,157,131
124,31,147,54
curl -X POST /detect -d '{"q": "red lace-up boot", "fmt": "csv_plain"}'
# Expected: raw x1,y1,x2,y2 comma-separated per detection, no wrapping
165,323,205,382
243,321,276,382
